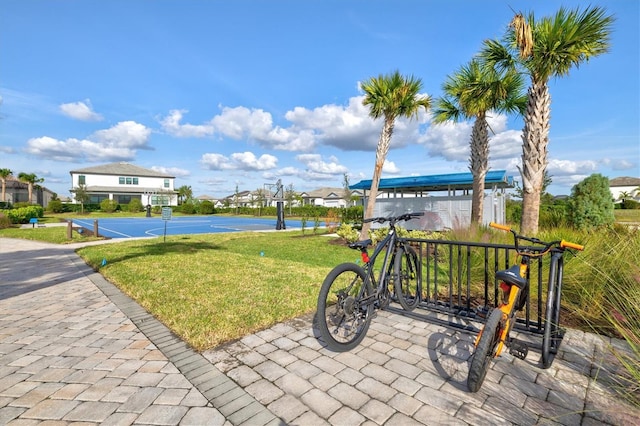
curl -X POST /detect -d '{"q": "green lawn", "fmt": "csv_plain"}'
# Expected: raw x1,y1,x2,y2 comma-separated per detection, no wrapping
75,231,353,351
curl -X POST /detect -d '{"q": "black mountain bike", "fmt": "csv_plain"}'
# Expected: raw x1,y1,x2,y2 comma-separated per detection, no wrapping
316,212,423,352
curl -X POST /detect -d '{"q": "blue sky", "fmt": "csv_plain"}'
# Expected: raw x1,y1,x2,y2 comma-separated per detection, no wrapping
1,0,638,199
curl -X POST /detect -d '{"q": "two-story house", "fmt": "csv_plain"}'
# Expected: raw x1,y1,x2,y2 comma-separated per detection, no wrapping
69,162,178,206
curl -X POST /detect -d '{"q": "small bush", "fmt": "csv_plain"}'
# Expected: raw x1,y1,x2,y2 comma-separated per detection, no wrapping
198,200,215,215
5,205,44,224
569,174,615,229
0,213,12,229
336,223,359,243
128,199,144,213
181,203,197,214
47,199,64,213
622,199,640,210
100,199,119,213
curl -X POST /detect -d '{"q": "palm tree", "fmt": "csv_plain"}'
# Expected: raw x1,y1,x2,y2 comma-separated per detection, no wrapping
433,59,526,225
481,6,614,234
360,71,431,239
0,168,13,203
17,172,44,204
177,185,192,205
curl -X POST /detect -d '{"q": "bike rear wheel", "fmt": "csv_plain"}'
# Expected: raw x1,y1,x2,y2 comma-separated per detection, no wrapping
316,263,373,352
542,256,564,368
393,245,421,311
468,308,503,392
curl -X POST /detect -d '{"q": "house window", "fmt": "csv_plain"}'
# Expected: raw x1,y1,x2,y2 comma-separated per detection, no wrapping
78,175,86,185
164,179,170,188
119,176,139,185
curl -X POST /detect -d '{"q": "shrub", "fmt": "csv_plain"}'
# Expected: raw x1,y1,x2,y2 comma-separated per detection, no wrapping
181,202,197,214
569,174,615,229
622,199,640,210
5,205,44,224
198,200,215,215
0,212,12,229
47,199,64,213
336,223,359,243
128,199,144,213
100,199,119,213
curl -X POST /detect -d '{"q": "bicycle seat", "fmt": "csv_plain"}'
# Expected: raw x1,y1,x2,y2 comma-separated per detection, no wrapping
349,240,372,250
496,265,527,288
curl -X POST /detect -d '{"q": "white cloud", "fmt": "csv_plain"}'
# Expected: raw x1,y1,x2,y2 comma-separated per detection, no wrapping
200,151,278,171
383,160,400,174
160,109,214,137
601,158,637,171
547,159,598,176
25,121,152,162
151,166,191,178
59,100,103,121
158,95,432,154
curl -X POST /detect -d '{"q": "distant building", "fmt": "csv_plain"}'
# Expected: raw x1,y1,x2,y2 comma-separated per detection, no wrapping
1,177,56,208
69,162,178,206
609,176,640,201
299,187,362,208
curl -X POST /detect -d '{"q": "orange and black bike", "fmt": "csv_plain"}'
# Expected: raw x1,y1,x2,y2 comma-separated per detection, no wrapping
467,222,584,392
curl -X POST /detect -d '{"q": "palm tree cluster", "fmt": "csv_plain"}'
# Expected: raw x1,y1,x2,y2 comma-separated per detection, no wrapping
360,5,613,236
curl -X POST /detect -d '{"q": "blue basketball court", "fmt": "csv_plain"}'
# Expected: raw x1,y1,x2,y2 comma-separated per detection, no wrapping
70,216,303,239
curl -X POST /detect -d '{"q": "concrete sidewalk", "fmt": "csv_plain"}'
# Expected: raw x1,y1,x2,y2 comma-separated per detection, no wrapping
1,237,638,425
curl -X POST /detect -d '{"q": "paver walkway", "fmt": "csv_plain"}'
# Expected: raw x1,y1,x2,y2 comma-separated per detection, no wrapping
1,237,639,425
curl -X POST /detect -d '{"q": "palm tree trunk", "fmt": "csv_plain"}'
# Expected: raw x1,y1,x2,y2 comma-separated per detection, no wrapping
28,183,34,204
360,118,394,240
469,115,489,225
520,81,551,235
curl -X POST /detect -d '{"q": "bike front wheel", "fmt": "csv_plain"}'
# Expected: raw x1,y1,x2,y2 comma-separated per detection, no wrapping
393,245,421,311
467,308,503,392
316,263,373,352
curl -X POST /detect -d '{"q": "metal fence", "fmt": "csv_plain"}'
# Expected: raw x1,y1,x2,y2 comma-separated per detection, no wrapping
393,238,552,336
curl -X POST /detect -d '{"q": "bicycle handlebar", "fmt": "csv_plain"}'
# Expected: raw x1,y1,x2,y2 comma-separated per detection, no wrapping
489,222,584,252
560,240,584,251
363,212,424,225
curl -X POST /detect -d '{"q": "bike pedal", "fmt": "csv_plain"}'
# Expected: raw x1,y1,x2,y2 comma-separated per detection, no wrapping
509,341,529,360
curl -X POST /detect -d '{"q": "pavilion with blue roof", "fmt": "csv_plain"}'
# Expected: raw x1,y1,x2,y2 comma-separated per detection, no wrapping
350,170,514,194
349,170,515,229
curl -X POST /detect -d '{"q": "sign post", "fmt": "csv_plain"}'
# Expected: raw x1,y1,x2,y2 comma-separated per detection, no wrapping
161,207,172,242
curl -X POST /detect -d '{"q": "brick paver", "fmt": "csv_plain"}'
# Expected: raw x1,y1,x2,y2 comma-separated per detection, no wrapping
2,236,639,425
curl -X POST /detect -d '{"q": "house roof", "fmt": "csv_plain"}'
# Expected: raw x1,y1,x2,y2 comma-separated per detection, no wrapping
350,170,514,192
609,176,640,187
303,187,345,198
69,162,175,178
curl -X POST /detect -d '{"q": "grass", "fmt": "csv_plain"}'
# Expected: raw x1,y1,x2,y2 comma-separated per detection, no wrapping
0,224,103,244
614,209,640,223
74,231,354,351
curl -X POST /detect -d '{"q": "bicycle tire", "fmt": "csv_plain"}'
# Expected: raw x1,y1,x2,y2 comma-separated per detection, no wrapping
393,245,421,311
316,263,373,352
468,308,503,392
542,257,563,368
